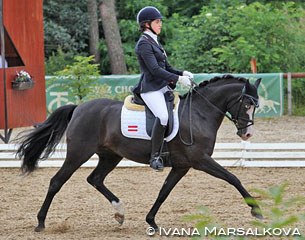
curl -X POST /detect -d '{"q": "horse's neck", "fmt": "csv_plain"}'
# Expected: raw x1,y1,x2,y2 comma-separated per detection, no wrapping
177,82,243,142
195,83,242,113
186,84,242,133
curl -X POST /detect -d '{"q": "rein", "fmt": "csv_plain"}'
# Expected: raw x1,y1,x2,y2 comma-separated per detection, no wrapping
178,87,195,146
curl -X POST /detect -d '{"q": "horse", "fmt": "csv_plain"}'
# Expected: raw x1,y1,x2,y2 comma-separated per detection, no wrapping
16,74,262,232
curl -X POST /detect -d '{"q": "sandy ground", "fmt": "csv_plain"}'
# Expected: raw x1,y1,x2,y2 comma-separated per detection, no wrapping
0,116,305,240
217,115,305,143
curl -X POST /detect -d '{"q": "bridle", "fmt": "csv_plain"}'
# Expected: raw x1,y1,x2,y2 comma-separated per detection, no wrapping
178,81,259,145
226,86,259,130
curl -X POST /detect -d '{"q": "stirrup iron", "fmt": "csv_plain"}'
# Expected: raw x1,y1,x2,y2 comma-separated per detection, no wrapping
150,156,164,171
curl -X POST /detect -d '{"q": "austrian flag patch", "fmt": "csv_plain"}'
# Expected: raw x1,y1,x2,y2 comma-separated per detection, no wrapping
127,125,138,132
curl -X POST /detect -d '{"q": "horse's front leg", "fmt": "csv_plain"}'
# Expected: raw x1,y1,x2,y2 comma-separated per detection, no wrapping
192,154,263,219
146,167,190,229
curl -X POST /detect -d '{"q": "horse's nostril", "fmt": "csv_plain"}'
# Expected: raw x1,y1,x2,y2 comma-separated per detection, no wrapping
246,133,252,138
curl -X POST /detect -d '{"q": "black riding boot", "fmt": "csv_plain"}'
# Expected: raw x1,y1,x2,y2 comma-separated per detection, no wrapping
149,118,166,171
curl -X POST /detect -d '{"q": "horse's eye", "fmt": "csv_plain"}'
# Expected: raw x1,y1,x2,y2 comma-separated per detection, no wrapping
245,104,251,110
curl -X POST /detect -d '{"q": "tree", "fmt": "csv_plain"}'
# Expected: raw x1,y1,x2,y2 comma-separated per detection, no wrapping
54,55,100,102
99,0,127,74
43,0,89,58
87,0,100,63
168,1,305,73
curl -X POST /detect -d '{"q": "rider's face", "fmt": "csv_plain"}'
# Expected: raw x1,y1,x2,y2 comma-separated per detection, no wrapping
147,19,162,35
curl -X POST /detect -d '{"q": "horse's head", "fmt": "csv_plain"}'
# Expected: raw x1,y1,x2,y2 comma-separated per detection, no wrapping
227,78,261,140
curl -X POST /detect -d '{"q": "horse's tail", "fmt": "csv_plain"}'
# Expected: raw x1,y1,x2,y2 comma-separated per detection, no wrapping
17,104,78,174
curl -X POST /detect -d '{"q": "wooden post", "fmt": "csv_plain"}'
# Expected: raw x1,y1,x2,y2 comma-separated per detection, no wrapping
0,0,12,143
250,57,257,74
287,72,292,115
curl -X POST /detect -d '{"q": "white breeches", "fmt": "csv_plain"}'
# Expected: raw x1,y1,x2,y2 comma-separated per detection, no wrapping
140,86,169,126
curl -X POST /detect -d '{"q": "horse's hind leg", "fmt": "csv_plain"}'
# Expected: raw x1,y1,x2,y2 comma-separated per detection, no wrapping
146,167,190,229
35,148,94,232
193,155,263,219
87,152,124,224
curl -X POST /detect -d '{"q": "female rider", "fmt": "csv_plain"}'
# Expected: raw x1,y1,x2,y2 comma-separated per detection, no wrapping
133,6,193,171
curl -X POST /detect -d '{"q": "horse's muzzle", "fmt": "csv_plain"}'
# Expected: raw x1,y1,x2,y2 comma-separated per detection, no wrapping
237,126,253,140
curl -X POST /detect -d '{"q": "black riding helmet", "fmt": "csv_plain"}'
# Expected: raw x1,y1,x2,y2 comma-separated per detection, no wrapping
136,6,163,24
136,6,163,34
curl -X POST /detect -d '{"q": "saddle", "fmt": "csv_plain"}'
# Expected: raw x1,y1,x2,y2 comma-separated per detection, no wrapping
123,91,179,137
121,92,180,168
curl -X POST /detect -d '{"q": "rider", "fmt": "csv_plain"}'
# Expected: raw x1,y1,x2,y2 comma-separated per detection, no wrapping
133,6,193,171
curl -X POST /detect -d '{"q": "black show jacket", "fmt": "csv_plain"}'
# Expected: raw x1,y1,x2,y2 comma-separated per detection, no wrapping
133,33,183,94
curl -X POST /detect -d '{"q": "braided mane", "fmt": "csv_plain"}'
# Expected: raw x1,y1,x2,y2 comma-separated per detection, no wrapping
198,74,248,88
180,74,248,99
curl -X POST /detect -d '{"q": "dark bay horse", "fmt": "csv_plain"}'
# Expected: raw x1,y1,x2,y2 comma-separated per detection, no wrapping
17,75,262,232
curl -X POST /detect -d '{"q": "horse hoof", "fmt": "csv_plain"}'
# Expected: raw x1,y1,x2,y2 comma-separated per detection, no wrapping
147,220,158,230
254,213,263,220
251,207,263,219
114,213,124,225
34,225,45,232
150,223,159,231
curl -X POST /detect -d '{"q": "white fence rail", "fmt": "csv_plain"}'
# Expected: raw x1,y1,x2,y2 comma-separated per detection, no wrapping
1,142,305,168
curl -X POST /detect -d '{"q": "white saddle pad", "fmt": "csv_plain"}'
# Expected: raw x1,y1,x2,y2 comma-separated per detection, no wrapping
120,100,180,142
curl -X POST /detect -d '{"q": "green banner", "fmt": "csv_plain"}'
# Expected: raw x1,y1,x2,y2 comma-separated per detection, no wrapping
46,73,283,117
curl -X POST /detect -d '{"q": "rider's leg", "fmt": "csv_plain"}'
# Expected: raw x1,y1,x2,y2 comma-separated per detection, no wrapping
141,87,168,171
149,118,166,170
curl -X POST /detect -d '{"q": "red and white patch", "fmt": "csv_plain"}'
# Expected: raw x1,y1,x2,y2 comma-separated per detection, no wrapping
127,125,138,132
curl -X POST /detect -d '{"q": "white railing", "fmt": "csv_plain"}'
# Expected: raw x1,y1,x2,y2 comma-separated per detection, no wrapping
1,142,305,168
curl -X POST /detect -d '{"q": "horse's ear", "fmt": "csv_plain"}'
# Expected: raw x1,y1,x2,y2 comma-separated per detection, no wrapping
254,78,261,88
243,79,250,93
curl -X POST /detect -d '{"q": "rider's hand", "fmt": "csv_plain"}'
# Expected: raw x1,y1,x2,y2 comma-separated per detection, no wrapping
183,71,194,79
178,76,192,87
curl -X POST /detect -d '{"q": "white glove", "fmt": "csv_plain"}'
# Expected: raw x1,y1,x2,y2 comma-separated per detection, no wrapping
183,71,194,79
178,76,192,87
